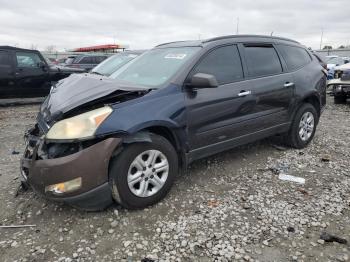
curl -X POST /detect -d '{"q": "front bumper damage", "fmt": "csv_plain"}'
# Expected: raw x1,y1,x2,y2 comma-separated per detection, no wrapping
327,78,350,97
20,126,121,211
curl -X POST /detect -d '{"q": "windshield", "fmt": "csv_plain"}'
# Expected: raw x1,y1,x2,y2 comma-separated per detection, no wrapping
91,53,140,76
327,57,344,65
110,47,200,87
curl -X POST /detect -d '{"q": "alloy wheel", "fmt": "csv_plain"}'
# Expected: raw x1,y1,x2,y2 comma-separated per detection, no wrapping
127,150,169,197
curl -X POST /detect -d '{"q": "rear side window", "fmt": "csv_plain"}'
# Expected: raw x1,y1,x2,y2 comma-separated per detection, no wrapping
79,56,94,64
191,45,243,85
243,45,282,77
278,45,311,71
0,51,10,65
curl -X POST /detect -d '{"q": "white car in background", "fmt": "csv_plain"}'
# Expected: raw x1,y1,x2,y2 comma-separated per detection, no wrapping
325,56,350,79
327,62,350,103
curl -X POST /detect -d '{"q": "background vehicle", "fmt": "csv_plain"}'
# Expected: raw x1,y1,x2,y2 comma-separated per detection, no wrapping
21,35,326,210
0,46,84,98
66,54,109,71
91,50,144,76
326,56,350,79
327,63,350,103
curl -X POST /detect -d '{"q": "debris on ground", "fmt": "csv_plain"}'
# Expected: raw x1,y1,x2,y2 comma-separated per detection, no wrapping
278,174,305,184
320,232,348,244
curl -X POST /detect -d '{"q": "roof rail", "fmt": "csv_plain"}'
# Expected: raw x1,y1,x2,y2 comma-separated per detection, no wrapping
203,35,299,44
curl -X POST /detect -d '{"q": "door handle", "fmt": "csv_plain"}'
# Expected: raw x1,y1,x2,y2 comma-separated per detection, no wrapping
284,82,294,88
238,90,251,97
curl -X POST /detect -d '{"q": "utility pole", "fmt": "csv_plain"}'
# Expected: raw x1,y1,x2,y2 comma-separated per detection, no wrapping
236,17,239,35
319,28,324,50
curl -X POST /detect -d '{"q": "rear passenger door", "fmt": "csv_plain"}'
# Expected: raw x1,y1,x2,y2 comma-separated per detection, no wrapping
239,43,295,128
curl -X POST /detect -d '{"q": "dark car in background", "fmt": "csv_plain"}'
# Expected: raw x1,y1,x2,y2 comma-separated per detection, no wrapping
0,46,84,98
66,54,109,71
21,35,326,211
90,50,144,76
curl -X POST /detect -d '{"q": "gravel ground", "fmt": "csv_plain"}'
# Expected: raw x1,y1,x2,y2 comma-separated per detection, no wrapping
0,97,349,262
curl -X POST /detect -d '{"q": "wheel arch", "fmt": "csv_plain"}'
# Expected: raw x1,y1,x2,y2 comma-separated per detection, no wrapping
302,94,321,121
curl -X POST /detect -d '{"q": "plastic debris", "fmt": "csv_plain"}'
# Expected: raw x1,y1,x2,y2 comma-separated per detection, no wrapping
278,174,305,184
0,225,36,229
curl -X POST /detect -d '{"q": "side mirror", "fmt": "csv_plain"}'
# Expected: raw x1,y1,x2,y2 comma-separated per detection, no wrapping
344,60,349,64
190,73,218,88
37,61,47,71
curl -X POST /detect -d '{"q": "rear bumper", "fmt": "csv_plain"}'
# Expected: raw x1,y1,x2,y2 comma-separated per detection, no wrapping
20,128,121,211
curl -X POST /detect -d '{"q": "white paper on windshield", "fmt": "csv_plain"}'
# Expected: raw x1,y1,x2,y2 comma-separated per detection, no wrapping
128,54,138,58
164,53,187,59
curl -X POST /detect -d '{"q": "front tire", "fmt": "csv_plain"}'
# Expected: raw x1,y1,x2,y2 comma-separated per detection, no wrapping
109,133,178,209
286,103,318,149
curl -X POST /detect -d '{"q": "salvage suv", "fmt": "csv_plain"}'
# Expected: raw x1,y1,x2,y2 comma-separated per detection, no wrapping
21,35,326,210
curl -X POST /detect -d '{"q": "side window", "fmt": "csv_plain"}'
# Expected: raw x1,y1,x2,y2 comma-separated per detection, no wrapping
278,45,311,71
16,52,42,68
79,57,94,64
243,45,282,77
190,45,243,85
95,56,107,63
0,51,10,66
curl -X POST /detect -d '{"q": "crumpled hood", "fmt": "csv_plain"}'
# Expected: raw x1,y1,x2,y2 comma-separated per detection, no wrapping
41,73,150,120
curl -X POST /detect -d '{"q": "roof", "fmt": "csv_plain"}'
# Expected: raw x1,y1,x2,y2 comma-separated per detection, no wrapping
0,45,40,52
156,35,300,48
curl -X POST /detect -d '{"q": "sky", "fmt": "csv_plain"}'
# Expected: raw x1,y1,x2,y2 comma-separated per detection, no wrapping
0,0,349,51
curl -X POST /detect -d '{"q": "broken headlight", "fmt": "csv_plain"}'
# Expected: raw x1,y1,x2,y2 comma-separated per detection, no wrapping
46,106,112,140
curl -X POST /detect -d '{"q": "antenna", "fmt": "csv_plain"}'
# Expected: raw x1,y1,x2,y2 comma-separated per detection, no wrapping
320,28,324,50
236,17,239,34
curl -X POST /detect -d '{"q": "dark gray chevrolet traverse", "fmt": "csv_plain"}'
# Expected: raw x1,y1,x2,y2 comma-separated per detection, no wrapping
21,35,327,210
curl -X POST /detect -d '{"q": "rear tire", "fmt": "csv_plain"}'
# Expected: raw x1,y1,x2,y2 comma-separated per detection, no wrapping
334,95,347,104
109,133,178,209
286,103,318,149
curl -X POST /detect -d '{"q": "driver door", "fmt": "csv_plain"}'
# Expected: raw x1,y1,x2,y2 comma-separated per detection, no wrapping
185,44,256,154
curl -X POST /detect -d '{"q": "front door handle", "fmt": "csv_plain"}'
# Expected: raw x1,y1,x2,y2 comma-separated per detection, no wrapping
238,90,252,97
284,82,294,88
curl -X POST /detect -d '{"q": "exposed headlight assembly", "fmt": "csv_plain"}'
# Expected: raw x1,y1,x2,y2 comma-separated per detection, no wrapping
46,106,112,140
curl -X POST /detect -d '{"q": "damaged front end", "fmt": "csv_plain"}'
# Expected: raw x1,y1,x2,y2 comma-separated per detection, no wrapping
20,124,121,211
20,74,152,210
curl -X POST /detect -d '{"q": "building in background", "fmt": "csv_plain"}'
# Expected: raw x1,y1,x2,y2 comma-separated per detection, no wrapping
71,44,129,53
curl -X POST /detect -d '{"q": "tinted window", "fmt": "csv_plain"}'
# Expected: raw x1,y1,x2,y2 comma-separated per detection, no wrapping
244,45,282,77
278,45,311,70
0,51,10,65
79,57,94,64
191,45,243,85
16,52,42,68
95,56,107,63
